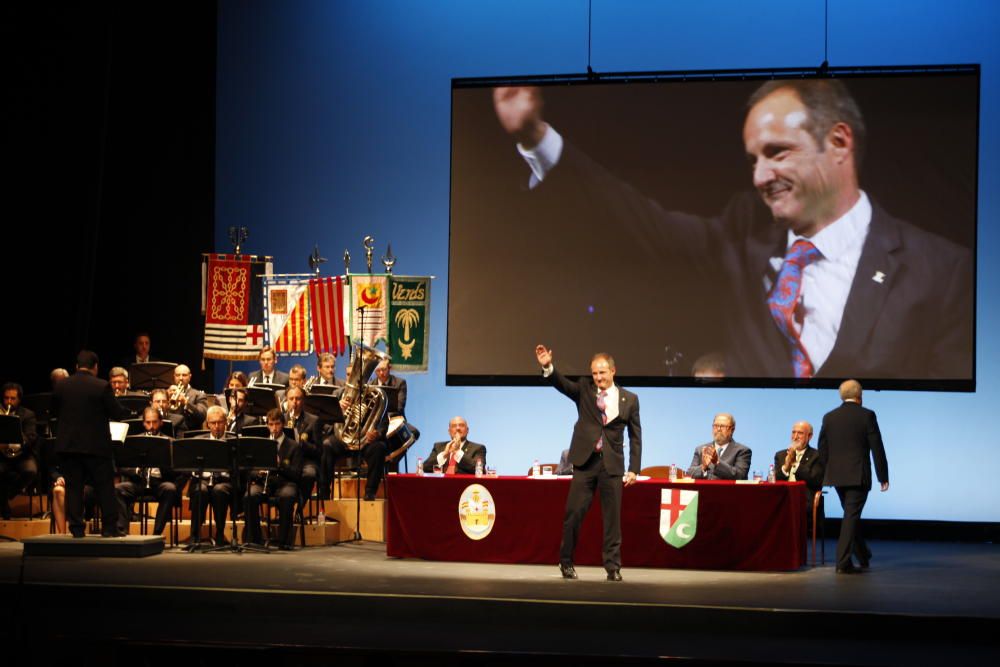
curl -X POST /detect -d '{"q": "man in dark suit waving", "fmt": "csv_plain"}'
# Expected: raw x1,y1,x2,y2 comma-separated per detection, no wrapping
818,379,889,574
536,344,641,582
51,350,130,537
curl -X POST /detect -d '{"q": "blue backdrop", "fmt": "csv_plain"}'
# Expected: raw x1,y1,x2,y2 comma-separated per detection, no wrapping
216,0,999,522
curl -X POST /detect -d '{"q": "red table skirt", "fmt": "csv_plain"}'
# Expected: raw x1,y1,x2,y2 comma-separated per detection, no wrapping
385,475,807,571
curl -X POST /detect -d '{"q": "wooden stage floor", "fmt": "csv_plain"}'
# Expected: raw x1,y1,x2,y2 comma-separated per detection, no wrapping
1,538,998,665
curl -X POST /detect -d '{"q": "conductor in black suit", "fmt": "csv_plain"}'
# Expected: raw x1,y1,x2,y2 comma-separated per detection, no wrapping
536,345,641,582
818,380,889,573
494,81,972,380
51,350,130,537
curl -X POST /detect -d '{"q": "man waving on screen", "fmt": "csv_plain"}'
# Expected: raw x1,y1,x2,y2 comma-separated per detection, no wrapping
494,80,972,381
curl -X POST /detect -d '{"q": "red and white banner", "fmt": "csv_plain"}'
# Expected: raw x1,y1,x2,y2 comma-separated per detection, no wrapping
309,276,346,356
203,254,269,360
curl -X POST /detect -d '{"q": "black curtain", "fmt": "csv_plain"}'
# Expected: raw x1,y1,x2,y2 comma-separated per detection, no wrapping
4,3,217,393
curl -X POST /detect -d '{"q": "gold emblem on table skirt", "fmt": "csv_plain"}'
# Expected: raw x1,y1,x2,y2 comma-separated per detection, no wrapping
458,484,496,541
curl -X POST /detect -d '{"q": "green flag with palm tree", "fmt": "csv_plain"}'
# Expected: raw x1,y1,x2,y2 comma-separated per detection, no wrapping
389,276,431,371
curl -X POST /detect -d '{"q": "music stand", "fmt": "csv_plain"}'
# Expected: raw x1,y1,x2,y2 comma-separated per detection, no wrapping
122,422,172,440
245,386,279,419
113,435,172,540
123,419,145,436
23,393,52,436
129,362,177,391
117,395,151,418
0,415,24,449
241,425,295,441
0,416,24,540
232,436,278,553
172,437,232,552
303,394,345,423
307,383,338,396
114,435,172,475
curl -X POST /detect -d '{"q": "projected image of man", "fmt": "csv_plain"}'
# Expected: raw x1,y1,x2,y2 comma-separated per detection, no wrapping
491,80,972,381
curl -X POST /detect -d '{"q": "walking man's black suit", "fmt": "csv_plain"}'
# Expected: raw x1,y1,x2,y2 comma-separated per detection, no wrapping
818,398,889,572
545,362,641,578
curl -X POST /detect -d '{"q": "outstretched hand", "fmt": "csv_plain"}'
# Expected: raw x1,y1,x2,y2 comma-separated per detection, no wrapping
493,86,548,149
535,344,553,368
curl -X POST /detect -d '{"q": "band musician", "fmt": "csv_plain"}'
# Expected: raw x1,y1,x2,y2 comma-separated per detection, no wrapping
244,409,303,549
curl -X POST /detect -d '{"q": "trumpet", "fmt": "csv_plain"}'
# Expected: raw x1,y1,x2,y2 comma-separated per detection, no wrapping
169,384,188,410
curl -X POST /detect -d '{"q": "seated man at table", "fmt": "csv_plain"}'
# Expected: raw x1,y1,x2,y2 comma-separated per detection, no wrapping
244,409,303,549
774,420,825,521
114,407,180,537
422,416,487,475
686,413,751,480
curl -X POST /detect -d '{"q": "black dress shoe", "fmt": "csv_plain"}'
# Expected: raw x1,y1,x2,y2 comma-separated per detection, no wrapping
214,536,230,547
278,544,293,551
101,530,127,538
836,564,863,574
559,564,578,579
363,493,376,501
607,570,623,582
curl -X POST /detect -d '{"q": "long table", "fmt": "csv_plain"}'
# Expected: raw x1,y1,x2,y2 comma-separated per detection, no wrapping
385,475,807,571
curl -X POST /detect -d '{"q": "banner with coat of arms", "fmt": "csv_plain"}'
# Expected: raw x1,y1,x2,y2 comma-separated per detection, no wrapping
263,275,347,357
349,274,389,348
202,254,271,361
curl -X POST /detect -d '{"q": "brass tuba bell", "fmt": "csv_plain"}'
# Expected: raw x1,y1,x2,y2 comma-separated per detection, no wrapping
334,344,390,450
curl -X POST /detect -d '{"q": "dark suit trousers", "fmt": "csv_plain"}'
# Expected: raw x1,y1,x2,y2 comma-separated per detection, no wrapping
189,479,234,541
59,452,117,537
244,480,298,546
0,455,38,500
327,439,387,497
560,451,623,572
835,486,871,569
115,478,178,535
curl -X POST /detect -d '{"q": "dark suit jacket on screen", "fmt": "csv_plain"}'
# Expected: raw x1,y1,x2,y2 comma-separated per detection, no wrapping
536,144,973,380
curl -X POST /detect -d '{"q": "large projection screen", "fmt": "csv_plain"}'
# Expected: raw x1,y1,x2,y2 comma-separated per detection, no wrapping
448,67,978,391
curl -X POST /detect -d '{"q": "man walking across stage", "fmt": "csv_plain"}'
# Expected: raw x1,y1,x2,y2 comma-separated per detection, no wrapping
535,345,641,581
818,379,889,574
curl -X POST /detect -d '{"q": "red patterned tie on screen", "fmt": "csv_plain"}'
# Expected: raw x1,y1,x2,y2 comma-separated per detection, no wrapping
767,240,822,378
595,390,608,452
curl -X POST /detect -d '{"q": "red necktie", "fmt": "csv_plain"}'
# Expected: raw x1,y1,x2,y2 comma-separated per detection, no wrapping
767,240,822,377
446,450,458,475
595,390,607,451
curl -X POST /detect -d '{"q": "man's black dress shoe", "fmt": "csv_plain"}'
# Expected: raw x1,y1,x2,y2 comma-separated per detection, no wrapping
607,570,623,582
364,493,376,501
278,544,293,551
559,564,578,579
101,530,127,538
836,564,863,574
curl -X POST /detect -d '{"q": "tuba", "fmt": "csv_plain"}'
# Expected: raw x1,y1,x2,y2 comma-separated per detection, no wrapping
334,344,390,450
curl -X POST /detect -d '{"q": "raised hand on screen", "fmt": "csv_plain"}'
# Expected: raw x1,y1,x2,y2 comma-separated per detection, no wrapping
493,86,548,149
535,345,553,368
